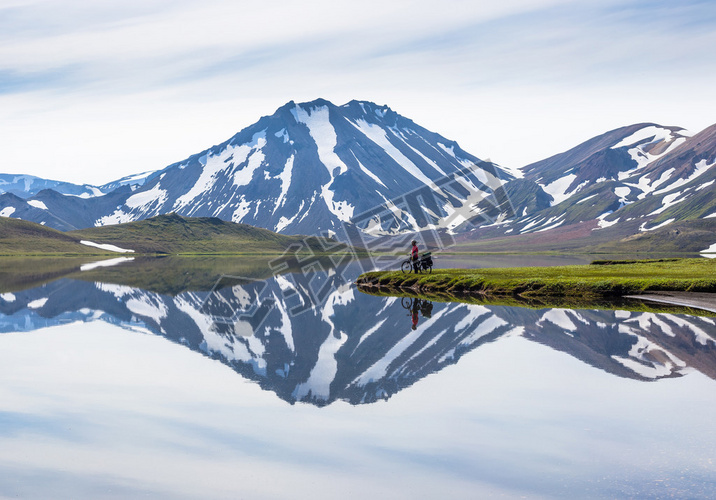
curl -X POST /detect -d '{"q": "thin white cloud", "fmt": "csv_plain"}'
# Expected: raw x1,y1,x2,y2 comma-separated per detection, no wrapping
0,0,714,184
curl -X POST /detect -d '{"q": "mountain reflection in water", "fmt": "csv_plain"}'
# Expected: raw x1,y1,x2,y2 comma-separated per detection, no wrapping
1,263,715,407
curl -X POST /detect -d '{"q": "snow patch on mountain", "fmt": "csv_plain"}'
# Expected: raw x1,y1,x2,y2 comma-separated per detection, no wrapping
639,218,675,232
80,240,135,253
232,136,267,189
630,168,676,199
352,118,434,186
576,194,598,204
356,157,387,188
594,212,619,230
95,208,133,226
0,207,15,217
614,186,631,203
541,174,577,205
400,134,447,176
272,155,294,213
653,159,714,196
125,184,168,210
535,215,566,232
292,104,354,222
648,191,689,216
292,105,348,176
611,125,676,150
175,130,267,213
274,128,290,143
232,197,252,223
619,135,686,174
27,200,47,210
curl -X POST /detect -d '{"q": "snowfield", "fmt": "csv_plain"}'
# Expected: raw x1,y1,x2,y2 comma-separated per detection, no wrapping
80,240,135,253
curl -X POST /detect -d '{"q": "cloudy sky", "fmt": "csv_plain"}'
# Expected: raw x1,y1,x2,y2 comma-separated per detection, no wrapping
2,0,715,185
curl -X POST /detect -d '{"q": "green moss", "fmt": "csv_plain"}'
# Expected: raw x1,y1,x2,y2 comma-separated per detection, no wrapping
356,258,716,299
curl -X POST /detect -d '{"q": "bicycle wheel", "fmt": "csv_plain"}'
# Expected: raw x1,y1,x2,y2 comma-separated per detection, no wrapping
401,297,412,309
426,264,433,274
401,260,412,273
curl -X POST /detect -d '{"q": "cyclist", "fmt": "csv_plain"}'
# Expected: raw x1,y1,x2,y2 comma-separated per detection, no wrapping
411,239,419,273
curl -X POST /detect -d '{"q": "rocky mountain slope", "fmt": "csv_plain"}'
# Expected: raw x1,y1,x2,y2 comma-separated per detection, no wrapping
1,101,713,252
0,99,515,238
457,122,716,252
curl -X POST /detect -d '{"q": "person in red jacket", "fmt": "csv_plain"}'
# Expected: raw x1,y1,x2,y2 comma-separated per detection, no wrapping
411,239,419,273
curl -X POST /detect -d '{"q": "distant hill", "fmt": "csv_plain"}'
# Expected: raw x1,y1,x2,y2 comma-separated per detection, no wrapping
69,213,335,254
1,213,340,255
0,217,99,255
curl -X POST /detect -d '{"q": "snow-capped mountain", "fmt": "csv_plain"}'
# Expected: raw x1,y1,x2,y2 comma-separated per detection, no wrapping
0,173,105,199
0,170,156,200
522,123,692,206
0,170,156,230
1,99,515,236
2,272,715,406
460,122,716,251
0,186,134,231
98,170,158,193
1,104,713,252
92,98,515,237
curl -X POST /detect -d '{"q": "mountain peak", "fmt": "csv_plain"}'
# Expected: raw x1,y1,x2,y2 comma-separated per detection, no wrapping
57,97,502,236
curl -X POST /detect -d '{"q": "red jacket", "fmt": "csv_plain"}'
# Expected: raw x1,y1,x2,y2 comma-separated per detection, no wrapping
411,244,419,260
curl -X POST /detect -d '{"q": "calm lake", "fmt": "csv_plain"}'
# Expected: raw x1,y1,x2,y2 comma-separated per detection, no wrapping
0,255,715,499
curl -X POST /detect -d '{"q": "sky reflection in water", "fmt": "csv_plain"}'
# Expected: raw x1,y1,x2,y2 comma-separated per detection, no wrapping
0,266,715,499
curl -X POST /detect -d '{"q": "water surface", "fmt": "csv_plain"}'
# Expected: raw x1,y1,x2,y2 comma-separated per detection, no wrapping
0,256,714,498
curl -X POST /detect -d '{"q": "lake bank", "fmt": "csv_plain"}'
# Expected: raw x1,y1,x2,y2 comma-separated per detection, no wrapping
356,258,716,313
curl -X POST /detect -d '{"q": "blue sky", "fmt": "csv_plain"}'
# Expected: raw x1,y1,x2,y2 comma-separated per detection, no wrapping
1,0,715,184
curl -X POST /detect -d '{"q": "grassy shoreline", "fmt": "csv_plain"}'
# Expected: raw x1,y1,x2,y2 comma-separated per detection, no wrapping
355,258,716,299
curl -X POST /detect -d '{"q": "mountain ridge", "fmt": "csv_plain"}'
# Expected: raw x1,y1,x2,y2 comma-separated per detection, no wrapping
1,99,714,253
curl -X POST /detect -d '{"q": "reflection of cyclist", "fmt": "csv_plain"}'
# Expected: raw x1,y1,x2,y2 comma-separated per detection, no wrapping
411,299,420,330
420,300,433,318
411,239,419,273
406,298,434,330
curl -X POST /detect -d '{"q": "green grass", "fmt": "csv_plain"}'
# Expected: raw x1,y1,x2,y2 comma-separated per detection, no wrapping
0,218,106,255
1,213,360,257
68,213,338,254
356,258,716,299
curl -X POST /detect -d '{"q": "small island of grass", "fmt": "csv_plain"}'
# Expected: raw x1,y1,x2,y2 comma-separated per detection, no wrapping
356,258,716,309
